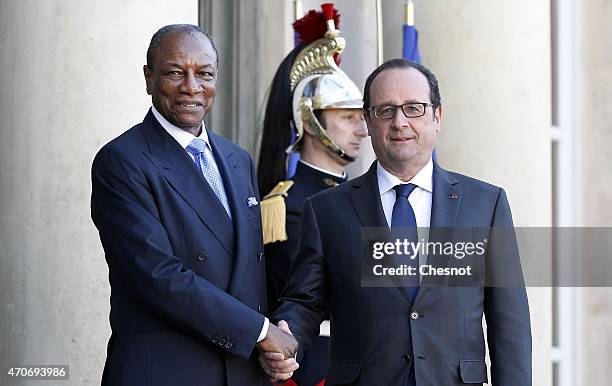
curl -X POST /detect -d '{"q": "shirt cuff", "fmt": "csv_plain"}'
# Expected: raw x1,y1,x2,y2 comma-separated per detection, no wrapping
257,317,269,343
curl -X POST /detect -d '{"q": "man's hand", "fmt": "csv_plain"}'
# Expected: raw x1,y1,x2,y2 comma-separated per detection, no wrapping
257,320,299,382
258,350,299,382
257,320,298,359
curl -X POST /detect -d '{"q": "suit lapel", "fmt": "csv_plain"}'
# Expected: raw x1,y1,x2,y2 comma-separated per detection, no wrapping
141,111,234,255
350,162,388,228
207,133,251,297
413,162,462,306
429,163,461,229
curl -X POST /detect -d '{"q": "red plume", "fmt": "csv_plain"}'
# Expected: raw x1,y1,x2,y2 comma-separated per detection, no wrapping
292,5,340,46
321,3,335,21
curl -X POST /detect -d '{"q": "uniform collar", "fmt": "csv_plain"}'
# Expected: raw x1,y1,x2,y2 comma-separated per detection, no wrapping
294,160,347,188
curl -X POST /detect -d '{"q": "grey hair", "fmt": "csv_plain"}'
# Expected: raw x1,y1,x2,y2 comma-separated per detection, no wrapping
146,24,218,68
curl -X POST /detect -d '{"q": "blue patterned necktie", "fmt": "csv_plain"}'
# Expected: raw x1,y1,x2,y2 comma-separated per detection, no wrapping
391,183,419,300
186,138,232,220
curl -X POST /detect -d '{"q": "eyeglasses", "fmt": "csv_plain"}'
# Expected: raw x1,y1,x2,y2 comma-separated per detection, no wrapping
369,102,433,119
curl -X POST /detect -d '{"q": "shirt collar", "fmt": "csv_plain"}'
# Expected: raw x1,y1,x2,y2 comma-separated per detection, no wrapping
377,158,433,196
151,105,210,149
298,159,347,179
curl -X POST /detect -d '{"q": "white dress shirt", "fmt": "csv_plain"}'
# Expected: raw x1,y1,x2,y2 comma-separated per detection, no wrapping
151,106,223,177
377,158,434,277
151,106,270,342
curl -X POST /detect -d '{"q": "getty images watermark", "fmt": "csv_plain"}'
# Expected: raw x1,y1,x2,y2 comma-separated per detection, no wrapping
370,238,487,277
358,227,524,288
363,227,612,288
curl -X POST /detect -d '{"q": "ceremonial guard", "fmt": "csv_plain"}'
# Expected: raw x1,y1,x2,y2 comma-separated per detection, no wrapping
257,4,367,385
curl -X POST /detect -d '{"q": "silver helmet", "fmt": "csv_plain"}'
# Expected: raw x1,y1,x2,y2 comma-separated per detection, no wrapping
287,15,363,162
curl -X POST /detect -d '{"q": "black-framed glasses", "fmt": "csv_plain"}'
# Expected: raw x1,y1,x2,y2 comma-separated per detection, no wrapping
369,102,433,119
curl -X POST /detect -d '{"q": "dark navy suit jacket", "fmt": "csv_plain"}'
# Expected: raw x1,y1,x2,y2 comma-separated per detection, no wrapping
274,161,532,386
91,110,267,386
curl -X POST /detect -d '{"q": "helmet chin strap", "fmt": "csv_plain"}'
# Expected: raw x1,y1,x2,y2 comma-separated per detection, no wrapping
300,99,356,163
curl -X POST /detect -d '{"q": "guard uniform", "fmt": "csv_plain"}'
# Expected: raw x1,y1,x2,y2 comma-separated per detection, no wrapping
265,161,345,313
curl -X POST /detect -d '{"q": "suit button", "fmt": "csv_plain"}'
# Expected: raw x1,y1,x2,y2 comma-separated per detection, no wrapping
212,335,219,344
403,354,412,362
218,338,226,345
410,311,420,320
258,252,264,262
225,341,233,349
258,304,261,312
196,251,207,262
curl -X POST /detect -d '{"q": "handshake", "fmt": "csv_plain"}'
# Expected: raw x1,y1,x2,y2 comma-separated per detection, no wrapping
256,320,300,383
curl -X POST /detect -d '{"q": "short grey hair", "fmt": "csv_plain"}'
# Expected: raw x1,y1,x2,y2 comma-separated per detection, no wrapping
146,24,218,68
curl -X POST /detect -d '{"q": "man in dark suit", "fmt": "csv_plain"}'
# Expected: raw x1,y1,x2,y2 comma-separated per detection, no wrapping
257,7,367,385
260,59,532,385
91,24,297,386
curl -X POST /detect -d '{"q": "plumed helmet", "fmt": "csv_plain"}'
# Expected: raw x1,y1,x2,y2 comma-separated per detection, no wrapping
287,3,363,161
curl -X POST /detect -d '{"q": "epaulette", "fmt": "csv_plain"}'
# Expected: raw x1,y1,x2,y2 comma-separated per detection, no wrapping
260,180,295,245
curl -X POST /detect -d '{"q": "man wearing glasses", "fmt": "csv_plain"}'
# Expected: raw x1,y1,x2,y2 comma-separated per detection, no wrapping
263,59,532,385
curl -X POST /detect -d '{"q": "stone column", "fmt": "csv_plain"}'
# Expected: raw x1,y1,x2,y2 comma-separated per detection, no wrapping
579,0,612,384
422,1,552,383
0,1,198,383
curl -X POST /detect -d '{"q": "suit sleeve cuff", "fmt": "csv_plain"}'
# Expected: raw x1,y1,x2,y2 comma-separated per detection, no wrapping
257,317,269,342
